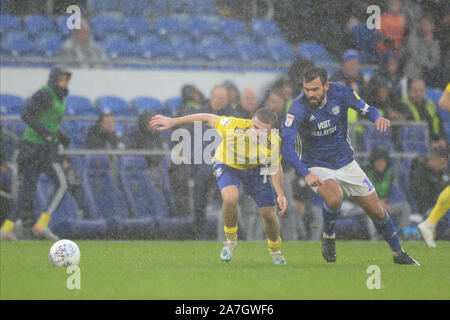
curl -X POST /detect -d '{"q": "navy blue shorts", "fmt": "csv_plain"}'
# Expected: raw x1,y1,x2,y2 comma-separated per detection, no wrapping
213,161,276,208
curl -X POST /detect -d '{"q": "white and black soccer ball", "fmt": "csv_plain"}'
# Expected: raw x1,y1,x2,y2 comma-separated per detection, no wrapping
49,239,81,267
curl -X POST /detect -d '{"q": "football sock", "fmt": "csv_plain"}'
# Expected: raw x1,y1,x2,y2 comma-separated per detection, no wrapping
36,212,51,229
322,201,341,237
1,219,15,233
267,236,282,252
224,225,238,242
426,186,450,226
372,210,402,253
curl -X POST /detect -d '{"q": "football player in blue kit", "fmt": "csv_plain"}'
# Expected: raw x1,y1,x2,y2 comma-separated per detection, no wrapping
281,66,419,265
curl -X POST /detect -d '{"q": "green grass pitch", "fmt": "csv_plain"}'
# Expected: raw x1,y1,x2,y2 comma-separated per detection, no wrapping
1,240,449,300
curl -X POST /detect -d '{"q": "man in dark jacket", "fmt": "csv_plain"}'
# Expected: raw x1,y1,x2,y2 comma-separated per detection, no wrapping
1,66,72,240
86,112,124,149
409,145,449,217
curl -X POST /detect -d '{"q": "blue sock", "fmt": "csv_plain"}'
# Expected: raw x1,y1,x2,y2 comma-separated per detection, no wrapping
372,210,402,253
322,202,341,237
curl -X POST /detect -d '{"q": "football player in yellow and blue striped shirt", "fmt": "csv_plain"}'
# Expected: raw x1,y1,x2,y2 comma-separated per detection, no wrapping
150,108,288,264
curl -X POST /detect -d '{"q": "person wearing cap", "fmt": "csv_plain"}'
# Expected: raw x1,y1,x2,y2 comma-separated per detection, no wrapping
0,66,72,240
330,49,368,151
176,84,204,117
360,146,412,239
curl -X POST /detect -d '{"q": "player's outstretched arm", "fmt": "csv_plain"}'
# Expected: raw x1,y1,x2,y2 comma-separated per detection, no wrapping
150,113,219,131
438,88,450,112
271,165,288,215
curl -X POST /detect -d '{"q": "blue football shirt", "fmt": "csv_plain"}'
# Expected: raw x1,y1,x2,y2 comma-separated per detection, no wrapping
281,82,382,177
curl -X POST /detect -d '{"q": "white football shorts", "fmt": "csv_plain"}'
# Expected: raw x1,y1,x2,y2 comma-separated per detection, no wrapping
308,160,376,197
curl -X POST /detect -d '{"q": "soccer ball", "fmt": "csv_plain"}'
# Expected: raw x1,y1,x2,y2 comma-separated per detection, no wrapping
49,239,81,267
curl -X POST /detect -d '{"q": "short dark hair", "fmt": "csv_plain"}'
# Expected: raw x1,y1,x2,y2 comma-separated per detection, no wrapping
254,107,278,127
302,66,328,85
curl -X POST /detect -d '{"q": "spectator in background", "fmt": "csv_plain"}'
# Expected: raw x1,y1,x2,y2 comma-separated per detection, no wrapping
127,111,170,212
377,0,408,58
272,76,295,113
127,111,166,169
404,14,442,88
170,85,204,218
331,49,367,151
176,84,204,117
369,80,404,150
223,80,240,111
402,78,447,149
369,51,403,100
361,146,412,239
409,145,448,218
235,87,259,119
58,21,106,68
86,113,124,149
260,87,286,129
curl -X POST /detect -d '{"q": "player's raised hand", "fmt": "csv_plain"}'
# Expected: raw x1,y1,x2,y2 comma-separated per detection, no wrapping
374,117,390,133
277,195,288,216
149,114,174,131
305,173,325,188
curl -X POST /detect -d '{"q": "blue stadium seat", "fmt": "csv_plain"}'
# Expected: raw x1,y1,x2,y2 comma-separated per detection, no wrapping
187,17,218,40
0,94,25,115
188,0,220,16
155,17,184,36
90,15,124,41
298,41,337,65
203,39,237,62
251,18,281,40
218,18,247,40
352,23,378,63
132,97,163,114
363,126,393,152
171,40,206,62
121,0,151,17
426,88,443,106
117,156,164,237
153,0,170,16
91,0,120,14
81,155,142,237
96,96,135,116
38,38,63,57
139,38,171,59
165,97,182,116
3,36,40,57
35,174,107,238
56,15,72,38
66,95,97,115
266,41,296,63
123,17,152,38
399,126,429,154
2,121,25,160
104,38,138,59
0,14,23,32
234,40,271,63
24,14,54,35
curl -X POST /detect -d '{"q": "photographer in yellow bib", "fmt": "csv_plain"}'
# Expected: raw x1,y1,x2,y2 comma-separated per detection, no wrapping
150,108,288,264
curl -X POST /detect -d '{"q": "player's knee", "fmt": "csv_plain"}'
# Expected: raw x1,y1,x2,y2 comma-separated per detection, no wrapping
221,190,239,207
326,192,343,210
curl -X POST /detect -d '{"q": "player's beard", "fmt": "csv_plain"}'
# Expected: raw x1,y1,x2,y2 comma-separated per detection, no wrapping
306,91,325,108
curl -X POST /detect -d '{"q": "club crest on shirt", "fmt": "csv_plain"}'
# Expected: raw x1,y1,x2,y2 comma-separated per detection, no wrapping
220,117,231,127
285,114,295,127
309,114,316,121
331,105,340,115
